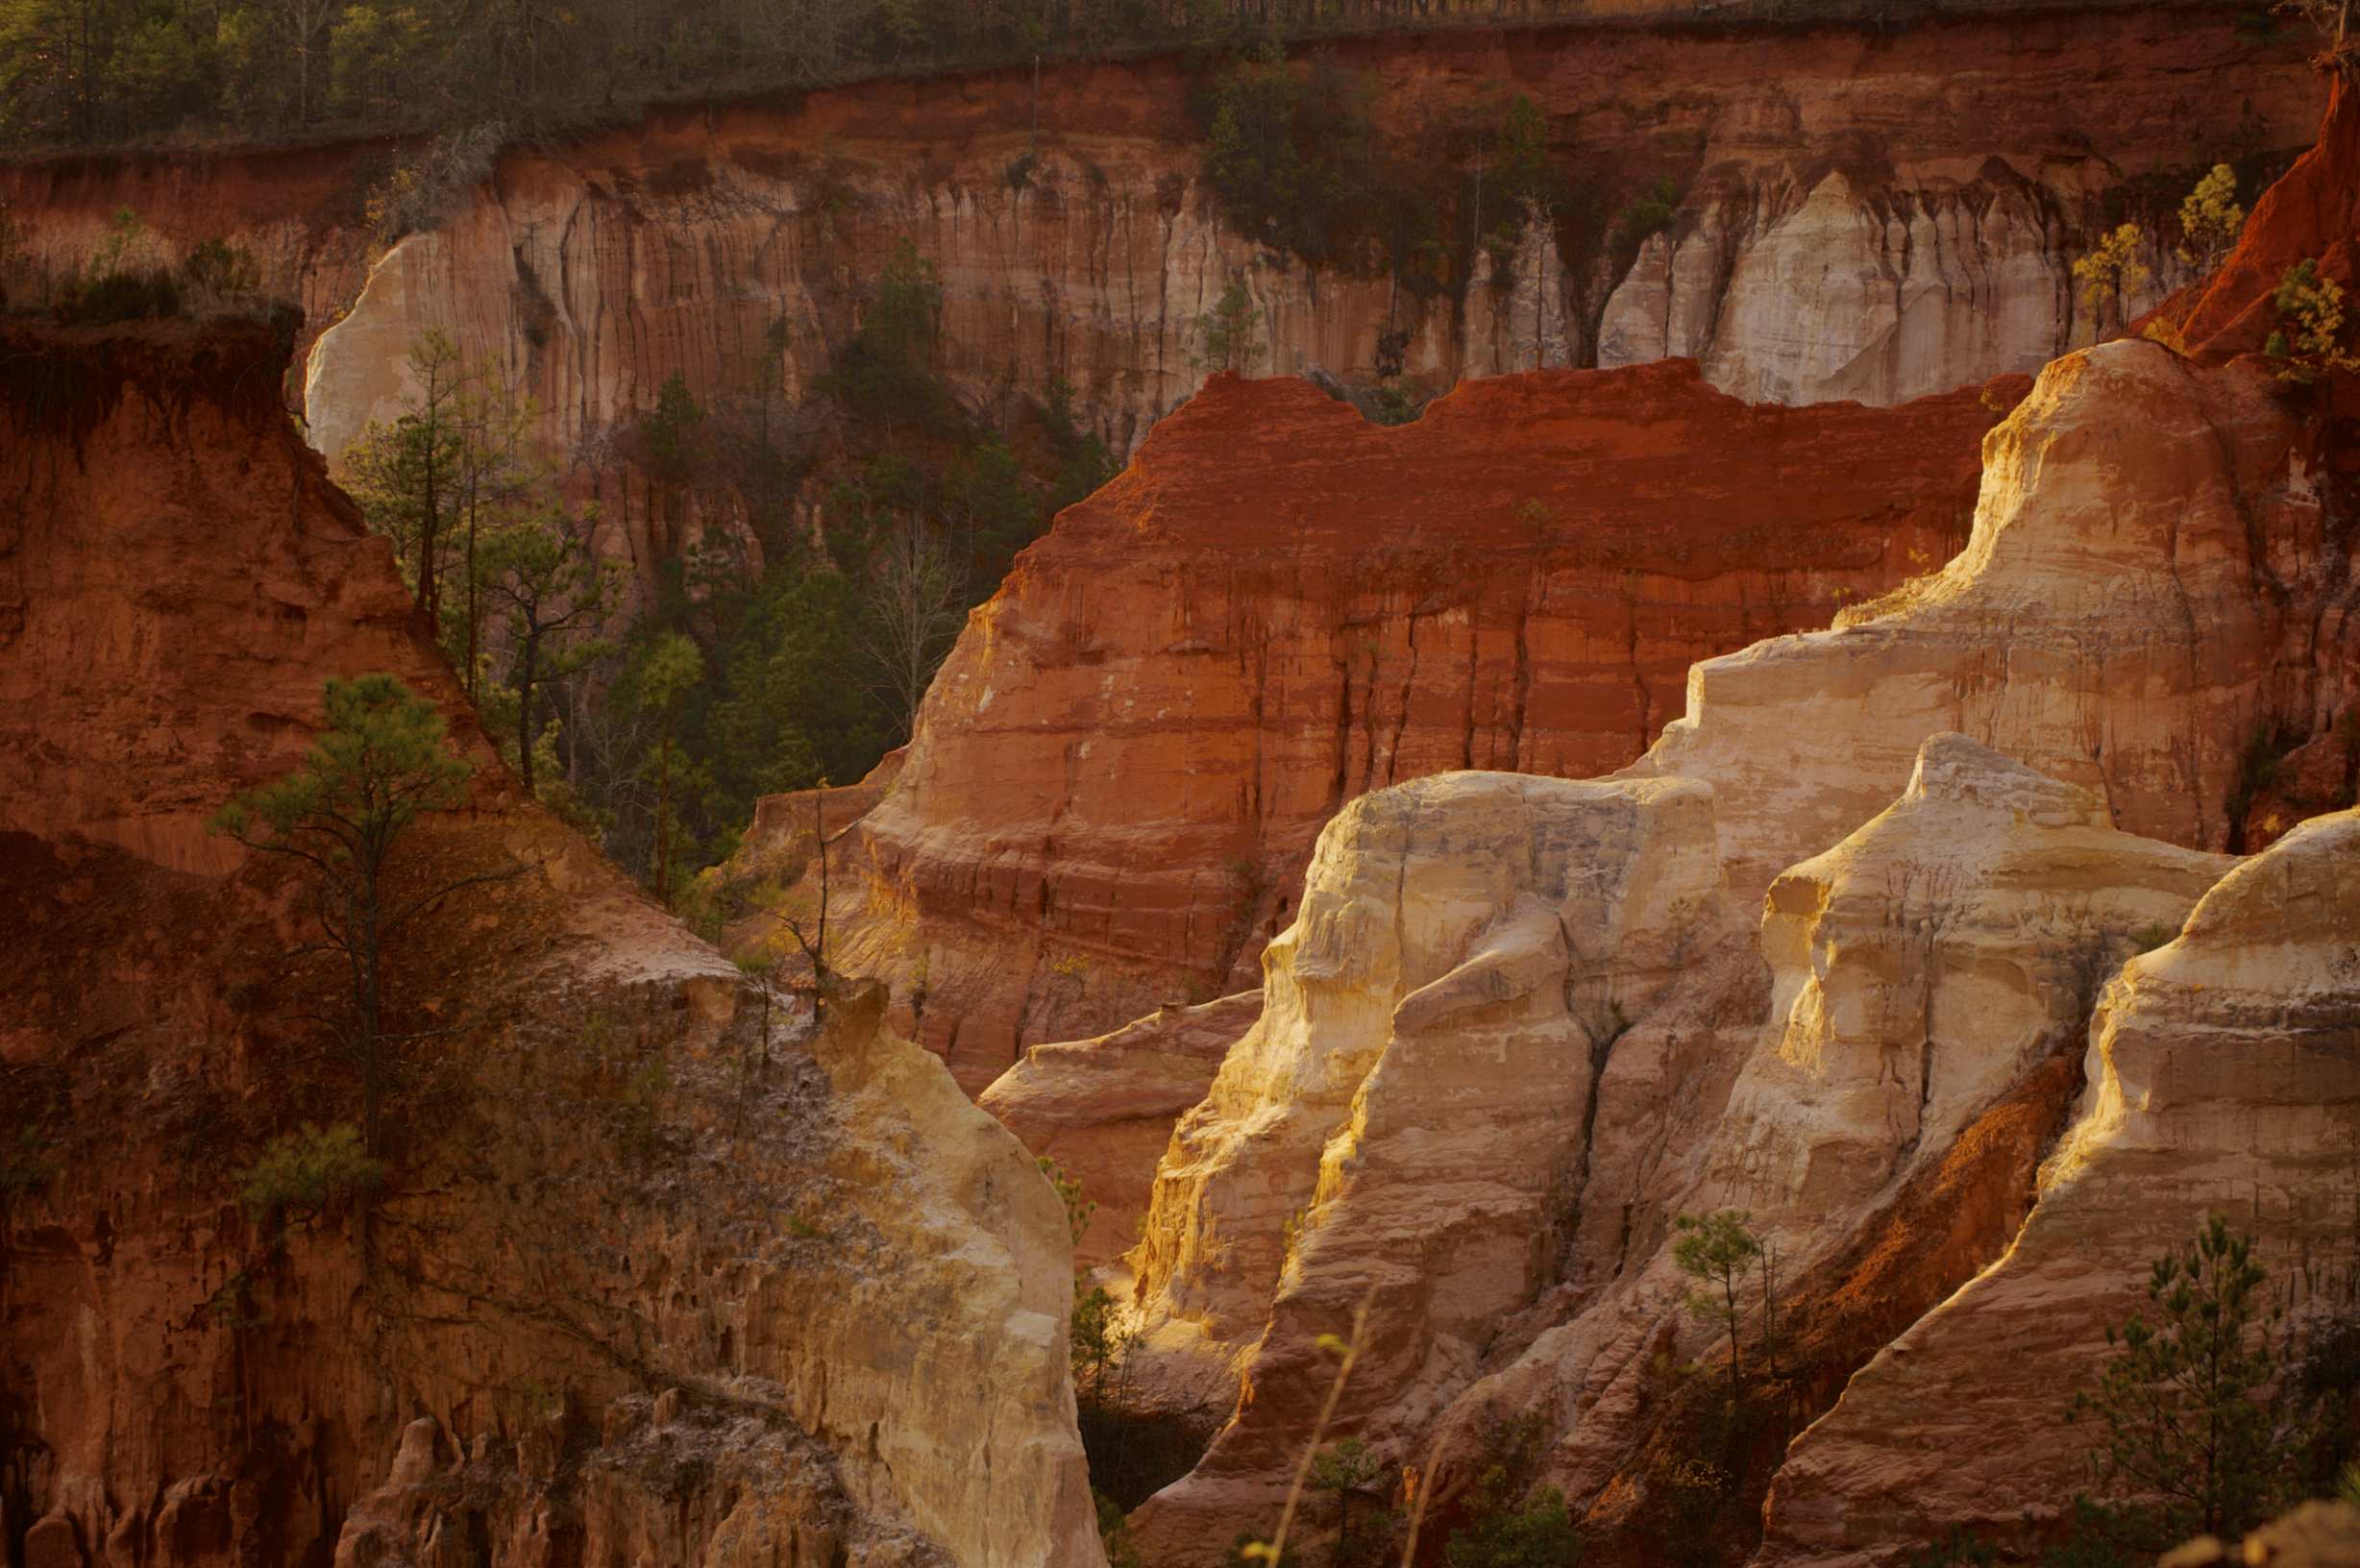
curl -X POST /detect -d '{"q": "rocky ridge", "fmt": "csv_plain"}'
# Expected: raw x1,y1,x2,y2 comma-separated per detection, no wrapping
0,6,2320,574
808,359,2010,1087
0,320,1101,1568
1086,326,2360,1564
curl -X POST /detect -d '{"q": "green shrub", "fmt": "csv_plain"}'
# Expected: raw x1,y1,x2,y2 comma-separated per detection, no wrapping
2060,1215,2313,1551
59,267,182,322
237,1122,386,1225
1615,176,1680,240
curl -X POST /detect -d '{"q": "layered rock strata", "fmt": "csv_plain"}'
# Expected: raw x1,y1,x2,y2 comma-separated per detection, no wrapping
1119,737,2243,1564
1120,767,1746,1534
0,7,2318,512
1114,331,2360,1562
1635,336,2356,900
980,991,1266,1268
0,321,1100,1568
817,360,2009,1087
1756,802,2360,1565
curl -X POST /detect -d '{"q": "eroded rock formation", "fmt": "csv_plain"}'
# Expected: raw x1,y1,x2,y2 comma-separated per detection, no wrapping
1636,335,2356,898
0,321,1100,1568
0,6,2319,526
1757,801,2360,1565
814,360,2009,1087
981,991,1264,1268
1121,768,1746,1548
1107,329,2360,1563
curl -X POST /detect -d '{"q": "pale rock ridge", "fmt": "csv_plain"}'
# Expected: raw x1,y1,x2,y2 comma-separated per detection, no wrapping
1635,336,2353,902
1113,334,2360,1557
1754,804,2360,1566
1600,166,2170,404
1119,770,1738,1556
1707,733,2235,1250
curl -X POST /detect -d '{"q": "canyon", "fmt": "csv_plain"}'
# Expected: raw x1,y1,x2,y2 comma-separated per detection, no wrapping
1097,321,2360,1563
7,9,2360,1568
0,320,1100,1568
814,358,2014,1086
0,4,2325,587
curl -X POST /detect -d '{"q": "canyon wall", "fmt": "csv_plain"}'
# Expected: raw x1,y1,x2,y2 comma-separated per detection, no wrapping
0,7,2323,572
1103,331,2360,1564
0,321,1100,1568
808,359,2010,1088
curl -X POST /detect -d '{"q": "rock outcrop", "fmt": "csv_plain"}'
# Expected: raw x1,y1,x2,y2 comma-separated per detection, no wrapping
1120,768,1745,1549
980,991,1265,1268
1636,335,2356,899
1706,733,2235,1251
1107,327,2360,1562
2181,77,2360,357
0,321,1100,1568
0,6,2318,520
1756,802,2360,1566
1119,735,2246,1566
814,360,2009,1087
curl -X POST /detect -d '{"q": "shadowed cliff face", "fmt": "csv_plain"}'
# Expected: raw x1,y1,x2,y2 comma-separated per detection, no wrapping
0,5,2323,572
0,320,1103,1568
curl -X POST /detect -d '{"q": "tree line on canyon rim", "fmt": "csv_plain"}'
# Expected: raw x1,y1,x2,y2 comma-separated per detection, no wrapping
0,0,2047,154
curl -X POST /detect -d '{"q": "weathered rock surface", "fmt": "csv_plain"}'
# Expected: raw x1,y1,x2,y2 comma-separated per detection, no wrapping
1707,733,2234,1250
0,321,1101,1568
811,361,2009,1087
1635,335,2357,901
1755,802,2360,1567
0,7,2318,510
1118,735,2247,1566
981,991,1265,1268
1120,768,1743,1558
2181,77,2360,358
1110,331,2360,1560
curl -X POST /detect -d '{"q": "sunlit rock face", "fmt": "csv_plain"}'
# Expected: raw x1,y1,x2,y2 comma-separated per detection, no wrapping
1756,802,2360,1567
1119,768,1743,1561
1706,733,2235,1257
1635,337,2352,902
981,990,1266,1268
813,362,2008,1088
1098,323,2360,1562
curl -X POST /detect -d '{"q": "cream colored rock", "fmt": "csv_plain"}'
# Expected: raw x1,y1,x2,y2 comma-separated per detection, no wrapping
1755,806,2360,1566
1707,732,2233,1250
1121,770,1738,1558
981,991,1264,1268
1605,168,2176,405
1635,337,2351,902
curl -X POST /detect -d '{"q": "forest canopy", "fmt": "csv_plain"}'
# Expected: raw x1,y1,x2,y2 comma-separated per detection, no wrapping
2,0,1923,152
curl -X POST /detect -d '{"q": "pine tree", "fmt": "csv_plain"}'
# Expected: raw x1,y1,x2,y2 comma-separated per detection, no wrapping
2066,1215,2307,1549
209,674,493,1158
1673,1210,1762,1402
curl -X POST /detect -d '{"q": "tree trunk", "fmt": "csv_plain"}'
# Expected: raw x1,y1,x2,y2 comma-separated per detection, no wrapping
516,633,540,795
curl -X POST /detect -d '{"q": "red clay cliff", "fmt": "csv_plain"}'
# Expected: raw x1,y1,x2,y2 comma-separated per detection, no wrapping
794,361,2023,1088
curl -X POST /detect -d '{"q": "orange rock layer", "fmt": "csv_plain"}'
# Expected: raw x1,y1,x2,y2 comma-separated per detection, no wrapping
817,362,2020,1089
0,320,1098,1568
